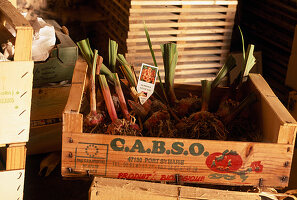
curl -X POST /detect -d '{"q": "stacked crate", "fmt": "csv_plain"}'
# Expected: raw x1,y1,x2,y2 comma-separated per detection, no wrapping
241,0,297,103
0,0,33,199
28,20,77,155
98,0,238,84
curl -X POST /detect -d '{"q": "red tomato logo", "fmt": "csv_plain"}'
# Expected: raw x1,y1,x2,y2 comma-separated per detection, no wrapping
206,151,243,173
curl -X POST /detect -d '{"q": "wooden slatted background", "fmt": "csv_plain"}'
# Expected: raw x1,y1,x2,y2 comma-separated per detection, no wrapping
240,0,297,104
98,0,238,84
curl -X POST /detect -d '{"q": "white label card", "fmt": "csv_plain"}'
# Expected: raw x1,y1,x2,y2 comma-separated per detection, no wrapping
137,63,158,104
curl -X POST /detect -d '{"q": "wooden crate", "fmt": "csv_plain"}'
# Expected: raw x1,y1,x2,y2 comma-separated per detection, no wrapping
0,143,26,200
0,0,33,145
0,1,32,199
98,0,238,84
89,177,262,200
62,59,297,188
28,86,70,154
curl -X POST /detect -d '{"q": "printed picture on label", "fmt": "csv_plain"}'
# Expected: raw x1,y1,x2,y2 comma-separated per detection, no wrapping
140,65,157,84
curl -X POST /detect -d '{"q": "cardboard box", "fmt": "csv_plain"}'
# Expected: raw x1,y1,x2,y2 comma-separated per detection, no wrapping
33,20,77,88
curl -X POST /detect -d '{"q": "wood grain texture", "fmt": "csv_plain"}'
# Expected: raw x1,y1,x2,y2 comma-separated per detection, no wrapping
62,132,293,188
62,63,297,188
6,144,26,170
0,169,25,200
89,177,260,200
0,61,34,145
249,74,297,144
0,0,31,28
31,86,70,120
64,59,88,113
0,1,33,145
0,0,33,61
96,0,237,84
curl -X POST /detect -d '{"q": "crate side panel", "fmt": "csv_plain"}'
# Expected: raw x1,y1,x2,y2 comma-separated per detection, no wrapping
249,74,297,144
89,177,261,200
64,59,88,113
0,61,33,144
31,86,70,120
6,145,26,170
0,169,25,200
62,133,292,187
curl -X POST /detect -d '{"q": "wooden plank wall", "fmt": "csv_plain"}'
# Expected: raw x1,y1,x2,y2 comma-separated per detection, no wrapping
97,0,238,84
98,0,131,54
240,0,297,104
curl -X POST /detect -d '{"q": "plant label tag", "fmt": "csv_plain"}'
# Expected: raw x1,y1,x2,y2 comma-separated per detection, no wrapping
137,63,158,104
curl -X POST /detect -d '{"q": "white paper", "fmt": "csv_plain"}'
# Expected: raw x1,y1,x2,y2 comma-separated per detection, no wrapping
31,17,56,61
6,14,56,62
137,63,158,104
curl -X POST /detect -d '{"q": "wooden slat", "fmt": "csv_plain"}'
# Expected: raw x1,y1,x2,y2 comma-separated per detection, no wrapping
0,0,31,29
62,131,293,187
6,144,26,170
127,34,230,43
0,61,34,145
64,59,88,113
249,74,296,144
131,1,238,6
89,177,261,200
130,7,237,13
0,170,25,200
128,28,232,37
127,42,229,51
31,86,70,121
0,0,33,61
130,21,234,28
14,28,33,61
129,13,230,20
